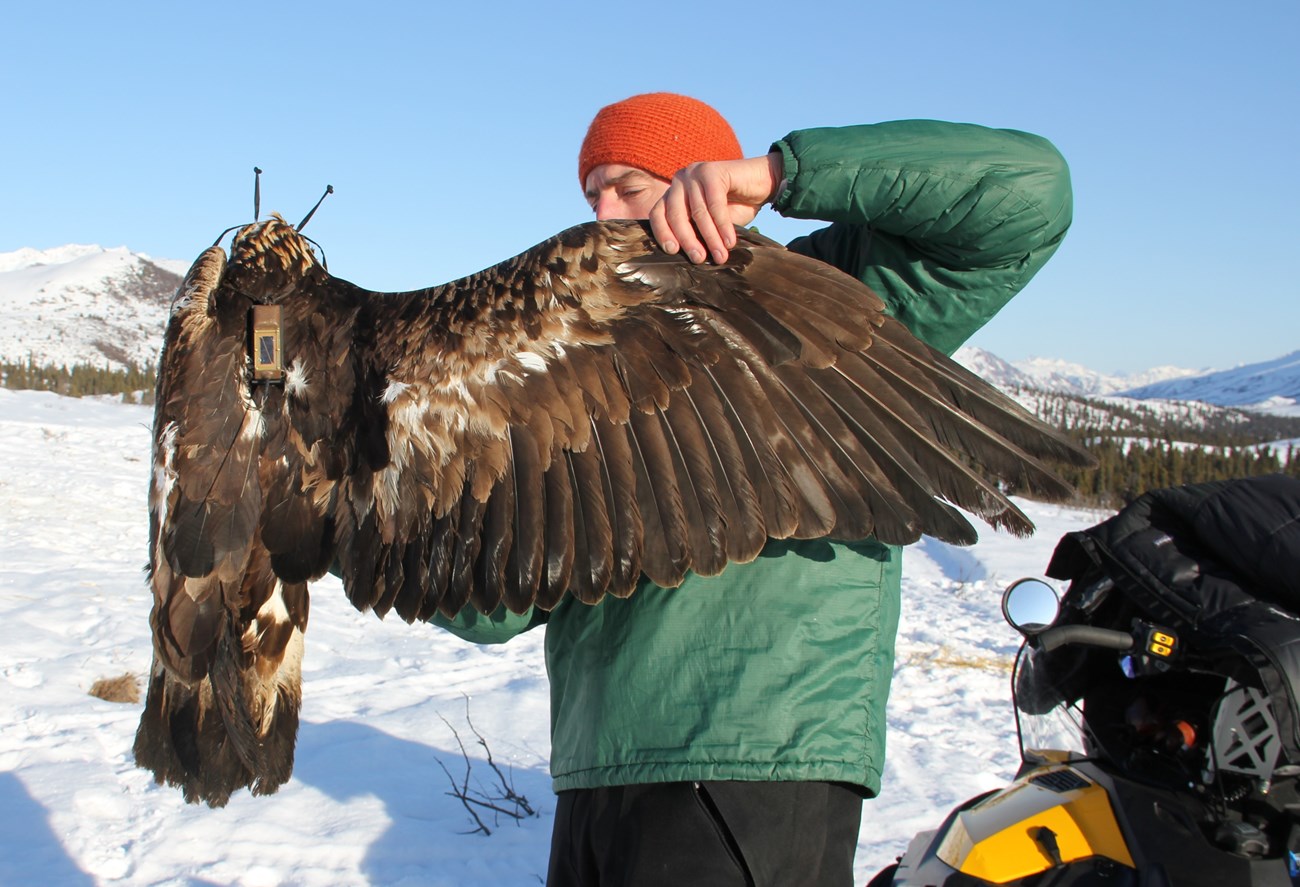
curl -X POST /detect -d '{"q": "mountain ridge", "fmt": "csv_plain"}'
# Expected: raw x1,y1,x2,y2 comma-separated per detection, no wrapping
953,346,1300,418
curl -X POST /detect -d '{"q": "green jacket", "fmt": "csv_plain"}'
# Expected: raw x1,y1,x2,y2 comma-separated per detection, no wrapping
438,120,1072,796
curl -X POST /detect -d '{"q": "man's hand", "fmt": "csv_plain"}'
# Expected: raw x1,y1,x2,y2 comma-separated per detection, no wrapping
649,153,783,264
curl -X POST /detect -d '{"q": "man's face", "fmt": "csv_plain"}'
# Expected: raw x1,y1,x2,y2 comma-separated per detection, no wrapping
583,164,671,220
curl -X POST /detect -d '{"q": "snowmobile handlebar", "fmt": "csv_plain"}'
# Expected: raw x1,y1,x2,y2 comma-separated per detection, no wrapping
1035,624,1136,653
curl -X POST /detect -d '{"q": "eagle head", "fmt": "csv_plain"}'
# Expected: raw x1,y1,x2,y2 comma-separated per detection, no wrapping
223,214,321,302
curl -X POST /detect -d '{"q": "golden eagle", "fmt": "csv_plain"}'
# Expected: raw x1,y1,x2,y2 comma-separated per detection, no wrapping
134,214,1091,806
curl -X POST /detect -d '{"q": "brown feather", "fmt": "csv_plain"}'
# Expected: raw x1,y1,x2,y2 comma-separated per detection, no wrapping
502,427,546,613
678,366,767,564
567,442,615,604
447,477,488,616
424,510,458,618
693,355,804,540
764,362,919,543
829,351,1036,535
626,407,692,587
590,416,643,596
536,448,575,610
661,385,729,576
471,452,514,614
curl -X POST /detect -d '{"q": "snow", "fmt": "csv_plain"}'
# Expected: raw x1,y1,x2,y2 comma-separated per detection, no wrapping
1,247,137,294
0,245,109,274
1248,398,1300,418
0,244,188,283
1257,437,1300,456
0,387,1107,885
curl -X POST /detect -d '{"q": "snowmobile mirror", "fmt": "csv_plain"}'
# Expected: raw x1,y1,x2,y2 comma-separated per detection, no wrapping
1003,578,1061,636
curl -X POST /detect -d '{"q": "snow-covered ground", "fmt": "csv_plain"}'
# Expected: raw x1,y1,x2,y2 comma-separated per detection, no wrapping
0,388,1104,886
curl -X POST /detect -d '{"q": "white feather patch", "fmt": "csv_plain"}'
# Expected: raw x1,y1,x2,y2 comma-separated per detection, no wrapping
241,407,265,442
666,308,708,337
516,351,548,373
254,582,290,636
285,360,309,398
381,379,410,404
151,421,179,510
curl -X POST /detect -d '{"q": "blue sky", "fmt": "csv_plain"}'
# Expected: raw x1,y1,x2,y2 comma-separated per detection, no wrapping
4,1,1296,374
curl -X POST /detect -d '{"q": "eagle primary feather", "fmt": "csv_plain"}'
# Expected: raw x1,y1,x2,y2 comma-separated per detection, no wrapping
136,215,1092,806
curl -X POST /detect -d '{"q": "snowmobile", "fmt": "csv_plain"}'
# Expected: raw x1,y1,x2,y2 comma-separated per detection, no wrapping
871,474,1300,886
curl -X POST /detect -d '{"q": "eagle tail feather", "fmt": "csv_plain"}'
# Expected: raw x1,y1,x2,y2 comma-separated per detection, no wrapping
136,582,305,807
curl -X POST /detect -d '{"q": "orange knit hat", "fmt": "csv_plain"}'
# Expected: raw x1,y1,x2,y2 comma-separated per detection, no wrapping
578,92,743,187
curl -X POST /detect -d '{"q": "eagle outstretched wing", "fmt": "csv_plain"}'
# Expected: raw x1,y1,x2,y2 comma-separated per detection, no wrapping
135,214,1092,805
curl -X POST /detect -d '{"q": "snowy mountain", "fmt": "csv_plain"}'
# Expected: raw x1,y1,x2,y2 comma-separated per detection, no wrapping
955,346,1300,418
1118,351,1300,417
948,347,1035,390
0,244,187,371
1018,355,1205,397
953,346,1206,397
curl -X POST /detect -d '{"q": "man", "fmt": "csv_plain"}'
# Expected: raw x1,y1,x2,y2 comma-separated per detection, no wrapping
440,92,1073,886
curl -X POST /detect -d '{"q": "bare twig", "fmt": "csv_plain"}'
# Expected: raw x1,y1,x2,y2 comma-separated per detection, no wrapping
464,699,536,817
434,754,491,836
435,696,536,835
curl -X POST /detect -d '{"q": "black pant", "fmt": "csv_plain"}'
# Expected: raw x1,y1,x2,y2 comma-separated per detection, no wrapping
546,781,864,886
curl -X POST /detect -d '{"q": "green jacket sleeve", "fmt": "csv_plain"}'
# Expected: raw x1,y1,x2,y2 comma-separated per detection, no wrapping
771,119,1072,354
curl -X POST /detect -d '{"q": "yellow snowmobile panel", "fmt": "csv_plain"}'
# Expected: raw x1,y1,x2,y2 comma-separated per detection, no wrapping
936,766,1135,883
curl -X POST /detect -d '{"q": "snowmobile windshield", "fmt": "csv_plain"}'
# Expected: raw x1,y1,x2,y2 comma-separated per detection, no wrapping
1013,644,1089,760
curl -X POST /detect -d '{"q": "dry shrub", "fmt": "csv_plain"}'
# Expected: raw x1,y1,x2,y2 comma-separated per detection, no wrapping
89,673,140,704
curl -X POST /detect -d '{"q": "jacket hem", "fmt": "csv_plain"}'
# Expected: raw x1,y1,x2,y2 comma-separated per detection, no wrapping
550,758,881,799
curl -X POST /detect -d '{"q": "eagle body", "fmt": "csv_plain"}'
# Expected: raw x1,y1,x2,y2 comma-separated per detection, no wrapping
135,215,1091,806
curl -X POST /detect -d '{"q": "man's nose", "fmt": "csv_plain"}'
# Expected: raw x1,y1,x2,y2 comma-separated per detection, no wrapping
594,193,623,221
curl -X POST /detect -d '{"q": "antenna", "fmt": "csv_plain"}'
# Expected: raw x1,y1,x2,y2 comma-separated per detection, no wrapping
297,185,334,231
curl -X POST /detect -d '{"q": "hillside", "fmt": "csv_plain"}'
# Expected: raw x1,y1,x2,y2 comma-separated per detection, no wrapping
955,345,1300,418
1120,350,1300,416
0,244,185,371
